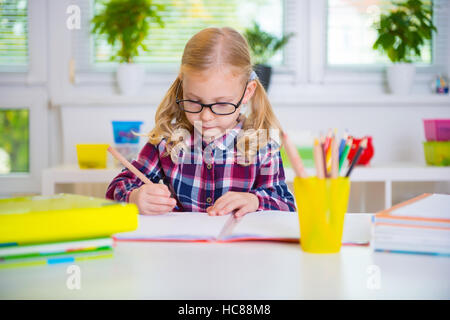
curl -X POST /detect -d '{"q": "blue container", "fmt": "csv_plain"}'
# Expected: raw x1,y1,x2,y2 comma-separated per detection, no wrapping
112,121,143,144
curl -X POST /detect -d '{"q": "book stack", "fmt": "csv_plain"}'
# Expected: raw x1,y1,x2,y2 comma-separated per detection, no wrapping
0,194,138,268
373,193,450,256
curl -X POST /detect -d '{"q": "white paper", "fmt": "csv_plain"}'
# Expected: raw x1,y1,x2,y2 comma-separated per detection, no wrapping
115,212,229,240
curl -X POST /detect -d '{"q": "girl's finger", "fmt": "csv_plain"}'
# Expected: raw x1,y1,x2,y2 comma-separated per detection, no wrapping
217,198,247,215
235,205,252,218
144,184,171,197
142,203,175,215
147,195,177,206
211,192,238,212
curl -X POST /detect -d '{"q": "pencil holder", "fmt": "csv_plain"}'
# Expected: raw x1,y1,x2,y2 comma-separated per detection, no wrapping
293,177,350,253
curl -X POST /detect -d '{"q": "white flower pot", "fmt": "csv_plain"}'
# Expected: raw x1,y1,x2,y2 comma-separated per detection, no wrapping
386,63,416,95
116,63,145,95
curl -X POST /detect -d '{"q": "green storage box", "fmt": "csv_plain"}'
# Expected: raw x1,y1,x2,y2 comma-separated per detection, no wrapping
423,141,450,166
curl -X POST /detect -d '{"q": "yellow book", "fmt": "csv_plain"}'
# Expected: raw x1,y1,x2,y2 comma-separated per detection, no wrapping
0,194,138,245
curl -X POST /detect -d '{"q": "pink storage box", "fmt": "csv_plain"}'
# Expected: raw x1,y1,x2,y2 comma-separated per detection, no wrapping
423,119,450,141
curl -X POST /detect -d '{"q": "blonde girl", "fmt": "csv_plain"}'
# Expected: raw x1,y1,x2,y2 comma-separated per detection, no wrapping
106,27,296,217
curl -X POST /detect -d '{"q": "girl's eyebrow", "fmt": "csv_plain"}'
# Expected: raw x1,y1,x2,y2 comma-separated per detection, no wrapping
185,92,233,101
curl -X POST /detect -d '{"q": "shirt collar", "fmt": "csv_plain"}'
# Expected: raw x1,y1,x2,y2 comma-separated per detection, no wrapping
204,114,244,151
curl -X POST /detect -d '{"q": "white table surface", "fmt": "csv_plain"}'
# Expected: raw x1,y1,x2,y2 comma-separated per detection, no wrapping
1,214,449,300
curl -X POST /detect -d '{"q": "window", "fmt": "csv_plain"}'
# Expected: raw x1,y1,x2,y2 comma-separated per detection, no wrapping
0,0,28,71
0,108,29,174
72,0,285,72
326,0,448,68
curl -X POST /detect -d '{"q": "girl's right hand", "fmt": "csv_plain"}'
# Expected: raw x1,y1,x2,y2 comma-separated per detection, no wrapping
129,183,177,215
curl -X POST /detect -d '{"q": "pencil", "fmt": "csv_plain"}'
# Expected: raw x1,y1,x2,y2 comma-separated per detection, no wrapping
320,134,328,178
323,129,332,153
339,137,353,173
331,138,339,178
313,138,325,179
282,131,308,178
338,131,348,159
326,133,334,173
107,146,153,185
345,138,367,177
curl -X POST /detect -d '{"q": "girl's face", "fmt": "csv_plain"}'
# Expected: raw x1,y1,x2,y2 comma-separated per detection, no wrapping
181,67,256,142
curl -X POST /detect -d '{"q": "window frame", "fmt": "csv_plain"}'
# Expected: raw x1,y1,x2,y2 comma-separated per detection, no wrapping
0,89,49,196
0,0,47,85
310,0,449,85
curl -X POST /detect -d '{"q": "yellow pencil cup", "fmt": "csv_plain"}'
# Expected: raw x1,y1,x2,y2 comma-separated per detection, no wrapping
293,177,350,254
76,144,109,169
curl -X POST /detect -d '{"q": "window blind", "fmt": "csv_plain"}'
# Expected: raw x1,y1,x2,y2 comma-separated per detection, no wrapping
326,0,448,67
72,0,286,72
0,0,28,71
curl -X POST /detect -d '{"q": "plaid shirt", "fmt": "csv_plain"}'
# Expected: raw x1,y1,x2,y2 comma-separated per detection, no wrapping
106,119,296,213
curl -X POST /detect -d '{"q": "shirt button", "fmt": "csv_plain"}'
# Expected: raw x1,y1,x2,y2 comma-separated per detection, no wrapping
207,164,212,170
206,197,212,203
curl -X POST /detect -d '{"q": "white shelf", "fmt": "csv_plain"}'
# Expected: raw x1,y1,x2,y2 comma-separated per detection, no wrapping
284,164,450,182
42,164,450,210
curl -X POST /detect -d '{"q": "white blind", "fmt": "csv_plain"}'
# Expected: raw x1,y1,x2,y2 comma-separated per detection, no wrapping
72,0,287,72
0,0,28,71
326,0,448,67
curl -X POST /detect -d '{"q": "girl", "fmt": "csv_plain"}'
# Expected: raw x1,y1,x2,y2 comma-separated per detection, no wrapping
106,27,296,217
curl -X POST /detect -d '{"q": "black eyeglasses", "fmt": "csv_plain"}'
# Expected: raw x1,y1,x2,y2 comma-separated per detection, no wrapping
175,80,248,116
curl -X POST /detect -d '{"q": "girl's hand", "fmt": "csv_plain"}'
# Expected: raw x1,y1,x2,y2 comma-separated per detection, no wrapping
206,192,259,218
129,183,177,215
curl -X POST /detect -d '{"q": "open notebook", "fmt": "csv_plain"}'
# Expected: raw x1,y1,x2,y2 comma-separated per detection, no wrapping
113,211,371,245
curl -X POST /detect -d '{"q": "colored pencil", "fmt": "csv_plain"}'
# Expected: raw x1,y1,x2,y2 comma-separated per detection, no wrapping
323,129,333,153
282,131,308,178
339,137,353,173
331,138,339,178
314,138,325,179
326,133,334,173
338,131,348,159
320,135,328,178
107,146,152,184
345,138,368,177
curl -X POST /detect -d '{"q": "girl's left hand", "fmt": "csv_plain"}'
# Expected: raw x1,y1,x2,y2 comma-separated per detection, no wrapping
206,192,259,218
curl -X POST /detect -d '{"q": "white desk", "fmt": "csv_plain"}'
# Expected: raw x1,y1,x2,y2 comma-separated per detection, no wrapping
1,214,449,300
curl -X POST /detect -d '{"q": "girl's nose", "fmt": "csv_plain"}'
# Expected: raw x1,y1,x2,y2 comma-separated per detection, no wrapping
200,106,215,121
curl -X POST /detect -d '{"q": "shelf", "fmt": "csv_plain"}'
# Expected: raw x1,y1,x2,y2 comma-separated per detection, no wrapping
284,164,450,182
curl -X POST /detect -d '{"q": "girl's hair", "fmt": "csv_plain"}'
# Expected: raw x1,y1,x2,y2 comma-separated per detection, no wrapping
148,27,282,164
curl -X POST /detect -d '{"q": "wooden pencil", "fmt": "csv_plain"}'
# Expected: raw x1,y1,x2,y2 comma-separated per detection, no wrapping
107,146,153,185
345,138,368,178
331,138,339,178
320,134,328,178
314,138,325,179
282,131,308,178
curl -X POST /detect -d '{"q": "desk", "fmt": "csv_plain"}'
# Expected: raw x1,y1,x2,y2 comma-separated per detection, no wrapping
1,214,449,299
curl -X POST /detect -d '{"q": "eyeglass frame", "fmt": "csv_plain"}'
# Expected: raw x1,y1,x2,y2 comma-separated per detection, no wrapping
175,79,249,116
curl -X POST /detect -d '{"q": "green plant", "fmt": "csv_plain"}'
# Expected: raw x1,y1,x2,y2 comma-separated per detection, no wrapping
244,21,294,65
372,0,437,63
91,0,166,63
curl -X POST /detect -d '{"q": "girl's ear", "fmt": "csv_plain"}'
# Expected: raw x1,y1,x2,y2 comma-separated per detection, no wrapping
242,80,258,105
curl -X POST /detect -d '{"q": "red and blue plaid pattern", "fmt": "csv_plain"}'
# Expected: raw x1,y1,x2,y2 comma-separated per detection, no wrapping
106,121,296,213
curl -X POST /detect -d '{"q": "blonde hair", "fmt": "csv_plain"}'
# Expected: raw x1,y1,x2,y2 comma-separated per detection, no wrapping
148,27,282,164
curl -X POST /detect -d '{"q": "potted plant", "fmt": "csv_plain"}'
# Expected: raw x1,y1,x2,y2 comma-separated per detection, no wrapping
372,0,437,94
244,22,294,91
91,0,165,95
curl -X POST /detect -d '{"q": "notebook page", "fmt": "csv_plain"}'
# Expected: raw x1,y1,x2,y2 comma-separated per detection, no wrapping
227,211,299,240
114,212,229,241
390,194,450,220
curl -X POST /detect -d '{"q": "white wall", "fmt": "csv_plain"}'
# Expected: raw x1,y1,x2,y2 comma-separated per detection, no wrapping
1,0,450,198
